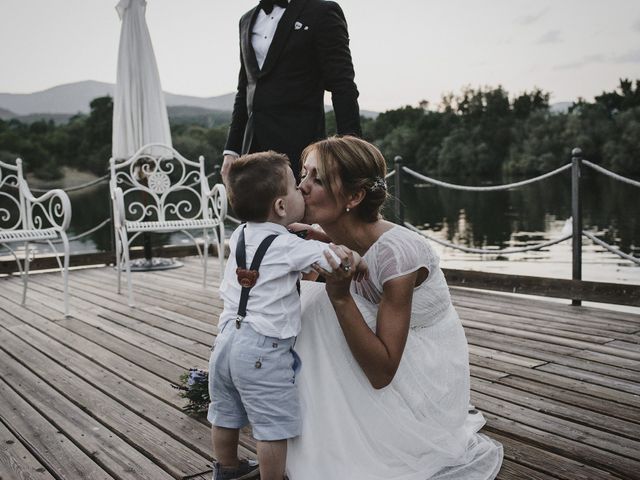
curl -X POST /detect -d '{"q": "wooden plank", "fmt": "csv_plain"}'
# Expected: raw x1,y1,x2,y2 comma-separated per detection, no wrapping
465,330,640,383
4,259,640,480
463,320,640,361
496,459,559,480
451,287,640,324
65,270,216,324
444,268,640,306
0,377,113,480
461,309,616,344
56,317,187,383
458,305,640,343
4,249,638,306
0,279,208,368
534,363,640,396
496,376,640,424
490,431,619,480
473,391,640,460
0,327,213,478
0,420,56,480
73,267,220,319
33,267,216,324
455,296,640,333
468,344,546,368
472,378,640,440
0,280,257,462
468,354,640,408
478,409,640,478
0,244,225,274
0,297,186,408
0,280,211,367
466,329,581,356
605,340,640,353
571,350,640,372
470,364,510,382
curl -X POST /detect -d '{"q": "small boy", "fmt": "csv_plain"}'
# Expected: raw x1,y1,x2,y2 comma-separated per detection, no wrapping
208,151,365,480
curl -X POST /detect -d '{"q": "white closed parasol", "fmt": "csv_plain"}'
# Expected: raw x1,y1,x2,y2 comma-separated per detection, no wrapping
112,0,171,159
112,0,177,270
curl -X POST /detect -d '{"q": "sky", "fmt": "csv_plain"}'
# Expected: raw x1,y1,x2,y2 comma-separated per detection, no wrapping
1,0,639,112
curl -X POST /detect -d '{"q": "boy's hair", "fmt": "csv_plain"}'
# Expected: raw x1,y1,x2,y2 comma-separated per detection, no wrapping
227,151,291,222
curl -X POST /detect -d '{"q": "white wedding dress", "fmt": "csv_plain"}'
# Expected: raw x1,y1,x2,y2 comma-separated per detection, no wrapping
286,226,503,480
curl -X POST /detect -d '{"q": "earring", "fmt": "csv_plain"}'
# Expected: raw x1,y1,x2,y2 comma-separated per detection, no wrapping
346,207,350,212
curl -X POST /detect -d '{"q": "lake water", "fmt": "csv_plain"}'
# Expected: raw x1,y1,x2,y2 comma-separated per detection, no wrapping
395,169,640,286
11,167,640,288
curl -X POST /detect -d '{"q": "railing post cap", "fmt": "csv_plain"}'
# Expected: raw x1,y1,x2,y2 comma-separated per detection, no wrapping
394,155,403,162
571,147,583,158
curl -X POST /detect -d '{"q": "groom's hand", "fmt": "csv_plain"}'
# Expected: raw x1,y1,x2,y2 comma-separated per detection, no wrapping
221,154,239,185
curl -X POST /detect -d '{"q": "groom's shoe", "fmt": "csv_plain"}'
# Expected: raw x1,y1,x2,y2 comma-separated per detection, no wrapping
213,459,259,480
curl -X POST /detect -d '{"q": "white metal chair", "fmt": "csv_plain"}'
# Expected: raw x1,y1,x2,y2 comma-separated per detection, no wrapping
0,158,71,316
109,143,227,306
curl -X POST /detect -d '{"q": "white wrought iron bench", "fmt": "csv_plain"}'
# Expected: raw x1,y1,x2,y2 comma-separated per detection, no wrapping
109,144,227,306
0,158,71,317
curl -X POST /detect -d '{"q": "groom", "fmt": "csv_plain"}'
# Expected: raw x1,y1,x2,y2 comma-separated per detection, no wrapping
221,0,362,183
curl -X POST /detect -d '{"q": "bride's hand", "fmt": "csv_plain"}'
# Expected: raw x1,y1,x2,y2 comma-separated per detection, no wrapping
312,244,357,303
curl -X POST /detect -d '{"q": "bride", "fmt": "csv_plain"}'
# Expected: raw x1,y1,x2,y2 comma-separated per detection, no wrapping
286,136,503,479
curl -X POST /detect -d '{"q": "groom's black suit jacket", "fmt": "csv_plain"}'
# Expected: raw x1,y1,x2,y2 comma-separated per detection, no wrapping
225,0,361,177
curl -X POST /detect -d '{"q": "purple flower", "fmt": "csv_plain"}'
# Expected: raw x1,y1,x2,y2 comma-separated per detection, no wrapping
187,368,208,387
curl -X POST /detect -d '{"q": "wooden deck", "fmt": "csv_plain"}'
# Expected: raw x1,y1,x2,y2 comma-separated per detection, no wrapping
0,258,638,480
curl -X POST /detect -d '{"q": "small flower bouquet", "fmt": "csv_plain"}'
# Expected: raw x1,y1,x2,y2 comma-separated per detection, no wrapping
172,368,210,415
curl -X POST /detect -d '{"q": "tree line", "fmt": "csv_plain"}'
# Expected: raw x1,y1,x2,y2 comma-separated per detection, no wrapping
0,79,638,180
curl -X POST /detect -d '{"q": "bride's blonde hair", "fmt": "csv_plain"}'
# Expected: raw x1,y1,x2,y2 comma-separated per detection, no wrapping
301,135,388,222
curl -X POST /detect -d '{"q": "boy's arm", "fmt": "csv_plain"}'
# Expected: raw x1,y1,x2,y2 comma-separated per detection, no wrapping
287,222,332,243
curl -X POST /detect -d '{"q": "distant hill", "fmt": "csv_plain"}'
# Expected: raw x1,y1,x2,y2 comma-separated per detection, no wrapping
0,107,76,125
0,80,237,116
167,106,231,127
0,107,15,119
0,80,379,119
0,102,231,127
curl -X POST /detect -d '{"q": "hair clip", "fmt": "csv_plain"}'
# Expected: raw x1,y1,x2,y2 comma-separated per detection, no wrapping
369,176,387,192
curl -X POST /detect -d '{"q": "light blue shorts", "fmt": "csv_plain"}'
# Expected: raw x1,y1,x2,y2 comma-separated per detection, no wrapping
207,321,302,441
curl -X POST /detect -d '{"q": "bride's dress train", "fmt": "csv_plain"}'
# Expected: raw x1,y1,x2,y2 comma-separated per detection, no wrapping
286,226,503,479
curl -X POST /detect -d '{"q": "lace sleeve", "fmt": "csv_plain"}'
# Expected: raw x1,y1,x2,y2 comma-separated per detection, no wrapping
376,229,438,285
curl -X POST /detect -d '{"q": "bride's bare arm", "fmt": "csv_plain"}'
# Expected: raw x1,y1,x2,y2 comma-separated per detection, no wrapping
316,246,415,389
329,274,414,389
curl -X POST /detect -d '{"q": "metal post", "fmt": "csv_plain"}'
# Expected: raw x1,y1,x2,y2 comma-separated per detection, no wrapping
571,147,583,306
394,156,404,224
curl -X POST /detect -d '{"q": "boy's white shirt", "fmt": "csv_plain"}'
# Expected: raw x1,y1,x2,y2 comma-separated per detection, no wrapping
218,222,339,339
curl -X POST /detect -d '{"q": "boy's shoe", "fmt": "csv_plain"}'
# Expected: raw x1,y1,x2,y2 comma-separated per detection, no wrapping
213,459,259,480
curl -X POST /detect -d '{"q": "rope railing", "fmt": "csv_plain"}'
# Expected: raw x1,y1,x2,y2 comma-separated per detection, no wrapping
28,174,110,193
582,160,640,188
582,230,640,266
19,163,221,194
404,222,572,255
402,163,572,191
392,148,639,305
34,218,112,244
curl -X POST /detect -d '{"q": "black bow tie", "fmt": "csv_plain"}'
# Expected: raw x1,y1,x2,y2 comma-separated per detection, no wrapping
258,0,288,14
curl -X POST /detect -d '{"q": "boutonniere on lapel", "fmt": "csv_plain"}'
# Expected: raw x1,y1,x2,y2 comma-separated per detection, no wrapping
294,21,309,31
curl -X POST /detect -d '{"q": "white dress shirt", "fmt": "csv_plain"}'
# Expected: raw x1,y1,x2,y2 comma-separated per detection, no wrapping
223,4,287,158
252,5,287,69
218,222,339,339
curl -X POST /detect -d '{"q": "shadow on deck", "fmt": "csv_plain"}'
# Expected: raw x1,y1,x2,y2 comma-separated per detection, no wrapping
0,258,638,479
